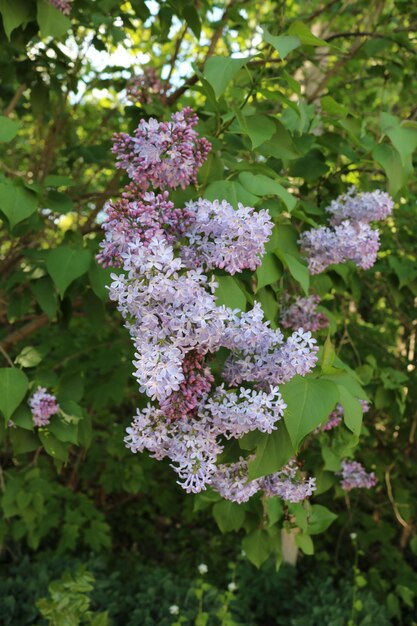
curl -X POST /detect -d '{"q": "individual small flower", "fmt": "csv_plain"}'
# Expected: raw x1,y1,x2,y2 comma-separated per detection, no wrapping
29,386,60,427
338,460,377,491
228,582,238,592
49,0,71,14
326,187,394,225
280,295,329,332
198,563,208,575
112,107,211,190
169,605,180,615
350,532,357,540
126,67,166,104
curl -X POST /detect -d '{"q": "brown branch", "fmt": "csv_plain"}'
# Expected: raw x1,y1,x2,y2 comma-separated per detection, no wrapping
165,25,189,87
3,84,26,117
1,315,49,351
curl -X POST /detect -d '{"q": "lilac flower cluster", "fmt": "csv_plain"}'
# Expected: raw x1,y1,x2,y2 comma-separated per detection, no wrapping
97,188,194,267
29,386,60,427
280,295,328,332
211,457,316,504
181,199,274,274
126,67,165,104
326,187,394,225
49,0,71,15
112,107,211,190
101,108,319,495
338,460,377,491
299,188,393,274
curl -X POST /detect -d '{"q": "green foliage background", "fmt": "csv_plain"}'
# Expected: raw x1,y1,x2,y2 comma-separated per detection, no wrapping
0,0,417,623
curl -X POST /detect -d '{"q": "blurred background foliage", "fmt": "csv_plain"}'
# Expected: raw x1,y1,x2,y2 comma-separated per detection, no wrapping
0,0,417,623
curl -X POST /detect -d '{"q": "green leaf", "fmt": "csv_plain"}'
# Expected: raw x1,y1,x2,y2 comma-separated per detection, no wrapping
31,277,59,319
276,251,309,295
46,190,74,214
306,504,337,535
289,149,329,181
388,256,417,288
320,335,336,372
255,287,278,327
321,96,349,118
281,376,338,449
46,246,92,297
267,498,284,526
10,429,39,455
204,180,258,207
262,29,301,59
256,252,282,290
12,404,34,430
372,143,404,196
213,500,245,532
287,21,328,47
215,276,246,310
14,346,44,369
381,112,417,167
38,430,70,462
89,261,113,300
296,532,314,555
238,172,297,211
37,0,71,38
197,153,224,187
0,180,37,228
337,386,363,436
238,114,276,149
182,5,200,39
0,0,32,39
242,529,272,568
203,56,249,98
0,368,29,421
261,121,300,160
48,415,79,445
247,423,295,480
0,116,20,142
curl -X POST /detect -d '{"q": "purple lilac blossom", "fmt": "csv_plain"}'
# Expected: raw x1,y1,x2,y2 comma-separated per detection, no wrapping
299,188,393,275
126,67,165,104
181,199,274,274
110,236,317,493
97,187,194,267
49,0,71,14
261,460,317,503
29,386,60,427
326,187,394,225
299,221,380,274
101,110,319,496
211,457,316,504
112,107,211,190
280,295,329,332
338,460,377,491
211,457,262,503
